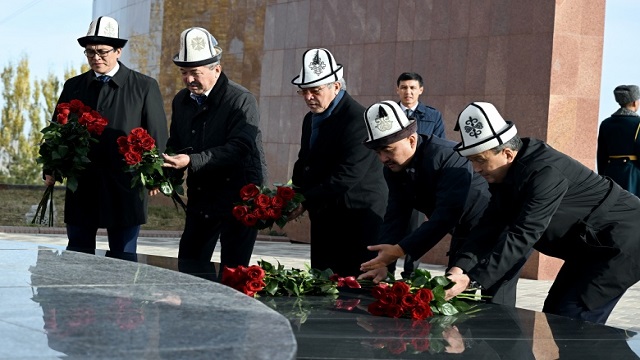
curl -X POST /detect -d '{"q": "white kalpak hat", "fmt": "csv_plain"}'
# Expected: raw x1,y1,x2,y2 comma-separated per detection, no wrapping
454,102,518,156
77,16,128,48
173,27,223,67
291,48,344,88
363,101,417,149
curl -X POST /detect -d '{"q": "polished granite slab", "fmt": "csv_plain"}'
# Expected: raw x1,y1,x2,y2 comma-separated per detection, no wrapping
0,240,296,359
2,239,639,359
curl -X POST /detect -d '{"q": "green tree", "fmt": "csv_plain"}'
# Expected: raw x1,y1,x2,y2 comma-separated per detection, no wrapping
0,56,87,185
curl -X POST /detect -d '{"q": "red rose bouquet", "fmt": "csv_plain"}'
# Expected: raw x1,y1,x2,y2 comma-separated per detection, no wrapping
221,260,362,298
232,183,304,230
33,99,109,225
367,269,481,320
116,127,186,211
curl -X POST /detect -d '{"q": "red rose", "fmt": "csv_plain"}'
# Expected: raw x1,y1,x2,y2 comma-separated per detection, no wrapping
56,102,71,114
232,205,249,220
255,194,271,209
241,213,258,227
372,283,390,299
410,304,433,320
130,127,147,139
124,151,142,166
246,265,265,280
414,288,434,304
57,113,68,125
391,281,410,296
253,207,270,220
117,136,130,155
139,135,155,151
400,293,416,308
276,186,295,201
266,207,282,220
68,99,85,113
246,279,266,293
271,195,285,209
239,184,260,201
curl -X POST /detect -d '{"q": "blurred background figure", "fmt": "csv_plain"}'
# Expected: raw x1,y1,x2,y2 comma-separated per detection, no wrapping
597,84,640,196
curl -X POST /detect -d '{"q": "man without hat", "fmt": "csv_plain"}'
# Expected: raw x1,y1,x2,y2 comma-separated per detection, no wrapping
286,48,388,277
597,84,640,196
357,101,522,305
161,27,267,270
44,16,168,253
445,102,640,324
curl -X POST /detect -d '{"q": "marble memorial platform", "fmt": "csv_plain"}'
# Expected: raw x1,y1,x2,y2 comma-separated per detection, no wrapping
1,239,639,359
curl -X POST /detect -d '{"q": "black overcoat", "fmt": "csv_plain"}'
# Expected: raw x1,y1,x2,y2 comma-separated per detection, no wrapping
166,73,265,217
292,91,387,217
453,138,640,309
55,62,168,227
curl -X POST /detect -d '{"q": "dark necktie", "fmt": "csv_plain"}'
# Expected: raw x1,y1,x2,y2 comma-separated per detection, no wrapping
97,75,111,83
193,94,207,106
406,109,413,118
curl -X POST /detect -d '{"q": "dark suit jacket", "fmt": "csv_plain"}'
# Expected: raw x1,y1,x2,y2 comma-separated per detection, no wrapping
380,134,490,259
453,138,640,309
55,62,168,227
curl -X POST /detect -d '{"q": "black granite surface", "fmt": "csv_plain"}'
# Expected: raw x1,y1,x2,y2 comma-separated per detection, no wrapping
0,240,296,359
2,240,639,359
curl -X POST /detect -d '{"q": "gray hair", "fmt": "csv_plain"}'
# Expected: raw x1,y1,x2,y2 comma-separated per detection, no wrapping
207,61,221,71
491,135,523,154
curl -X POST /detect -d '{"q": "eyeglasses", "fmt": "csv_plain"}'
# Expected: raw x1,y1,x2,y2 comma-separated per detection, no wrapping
296,85,328,96
84,48,116,58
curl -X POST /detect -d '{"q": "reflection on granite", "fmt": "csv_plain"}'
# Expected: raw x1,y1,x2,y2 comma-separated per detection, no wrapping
0,240,296,359
2,239,640,359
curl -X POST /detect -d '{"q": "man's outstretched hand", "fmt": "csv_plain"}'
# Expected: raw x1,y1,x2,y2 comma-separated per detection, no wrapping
360,244,405,272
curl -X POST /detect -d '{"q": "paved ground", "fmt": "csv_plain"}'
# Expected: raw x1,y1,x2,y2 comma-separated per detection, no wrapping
2,227,639,333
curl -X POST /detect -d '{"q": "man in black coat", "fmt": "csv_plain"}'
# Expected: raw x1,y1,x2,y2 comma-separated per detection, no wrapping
161,27,266,268
44,16,168,253
287,48,388,277
445,102,640,324
358,101,522,305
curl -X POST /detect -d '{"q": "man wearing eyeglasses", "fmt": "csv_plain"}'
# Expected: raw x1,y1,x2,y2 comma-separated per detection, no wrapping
287,48,388,277
43,16,167,253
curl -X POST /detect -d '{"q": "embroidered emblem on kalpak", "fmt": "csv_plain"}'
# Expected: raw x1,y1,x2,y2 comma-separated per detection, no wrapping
464,116,483,138
191,36,205,51
103,23,117,37
309,50,326,76
374,106,394,132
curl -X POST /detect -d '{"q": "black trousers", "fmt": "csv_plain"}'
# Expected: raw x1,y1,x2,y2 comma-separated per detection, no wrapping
543,259,624,324
309,207,383,277
178,212,258,273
